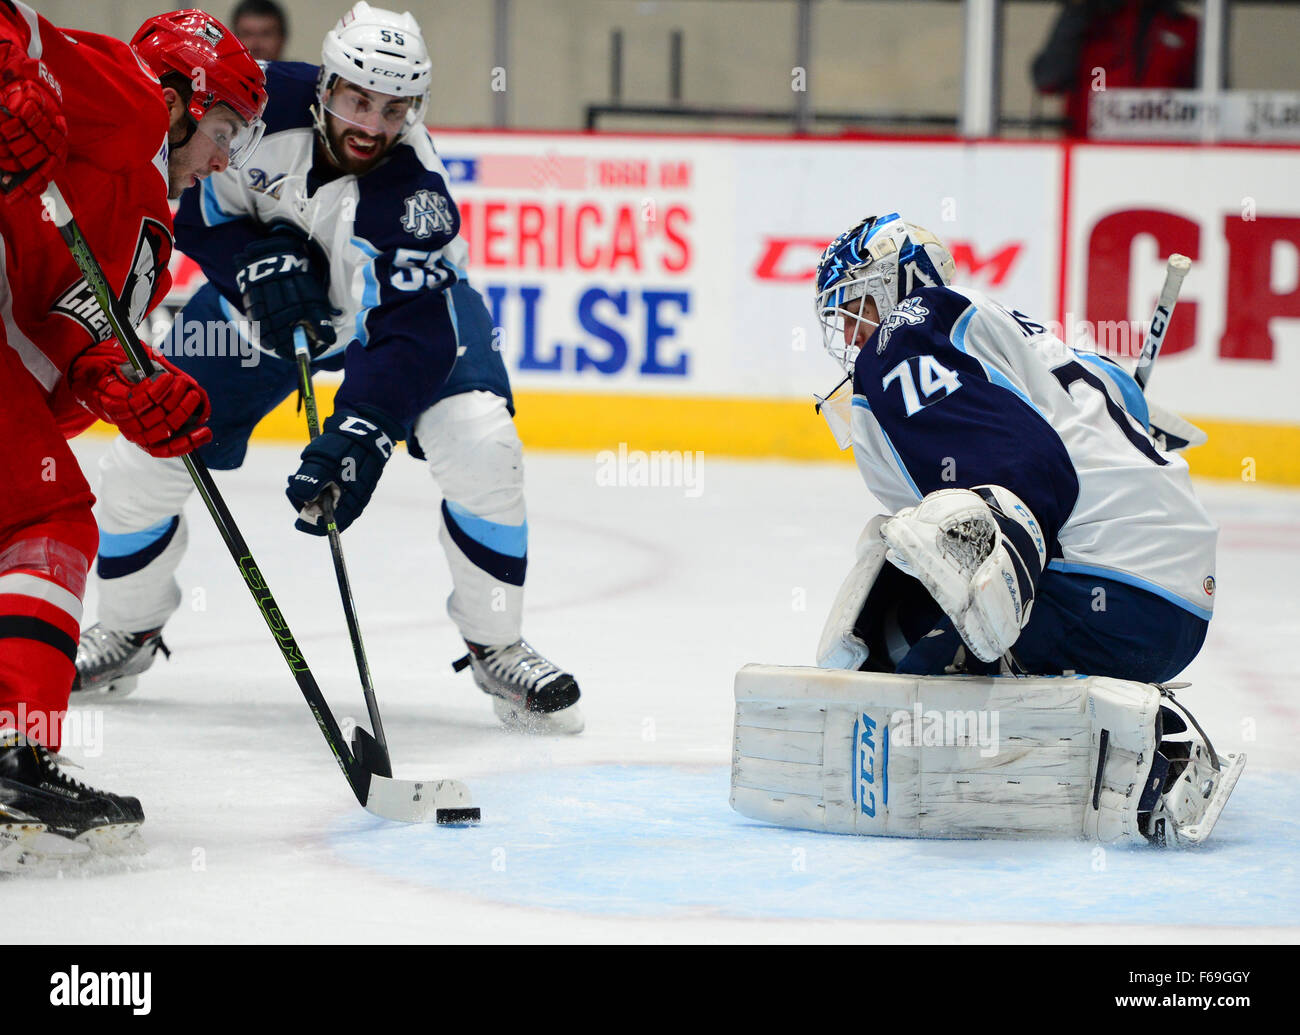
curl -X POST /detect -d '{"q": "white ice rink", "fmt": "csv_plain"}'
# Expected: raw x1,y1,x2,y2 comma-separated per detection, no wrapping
7,437,1298,943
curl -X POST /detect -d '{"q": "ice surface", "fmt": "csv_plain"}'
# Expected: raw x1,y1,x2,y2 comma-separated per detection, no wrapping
5,439,1296,943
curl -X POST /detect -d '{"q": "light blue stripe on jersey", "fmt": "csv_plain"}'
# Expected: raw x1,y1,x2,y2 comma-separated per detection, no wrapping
444,501,527,557
216,293,256,349
950,304,976,351
1046,559,1213,620
201,178,239,226
99,517,174,558
949,304,1040,414
1076,352,1150,428
350,235,382,347
445,282,462,359
853,396,921,499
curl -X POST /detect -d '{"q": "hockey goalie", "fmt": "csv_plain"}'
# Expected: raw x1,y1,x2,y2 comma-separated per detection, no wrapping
730,214,1244,847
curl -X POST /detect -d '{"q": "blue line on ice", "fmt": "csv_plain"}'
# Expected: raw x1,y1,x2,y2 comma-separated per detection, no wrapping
330,764,1297,925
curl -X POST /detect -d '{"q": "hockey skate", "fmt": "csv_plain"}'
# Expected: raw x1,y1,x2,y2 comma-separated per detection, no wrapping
71,624,169,697
1140,686,1246,847
454,639,584,734
0,731,144,871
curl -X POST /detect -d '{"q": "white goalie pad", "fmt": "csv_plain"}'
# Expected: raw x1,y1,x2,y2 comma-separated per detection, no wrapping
729,665,1244,845
816,515,889,670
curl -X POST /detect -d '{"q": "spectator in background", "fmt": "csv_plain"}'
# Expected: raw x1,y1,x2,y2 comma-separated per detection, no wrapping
1032,0,1199,137
230,0,288,61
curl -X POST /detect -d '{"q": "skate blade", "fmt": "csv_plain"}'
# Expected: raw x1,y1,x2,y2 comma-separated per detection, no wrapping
73,674,140,698
1175,751,1247,845
0,823,92,874
491,696,585,735
75,822,146,856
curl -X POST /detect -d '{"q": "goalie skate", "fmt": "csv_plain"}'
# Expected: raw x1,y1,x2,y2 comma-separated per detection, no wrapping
0,731,144,872
454,639,584,734
71,624,169,697
1140,687,1247,847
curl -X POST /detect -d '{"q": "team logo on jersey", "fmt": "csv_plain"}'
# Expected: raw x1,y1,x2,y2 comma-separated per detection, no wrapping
248,168,292,199
51,219,171,342
1203,575,1216,596
400,189,455,240
876,297,930,354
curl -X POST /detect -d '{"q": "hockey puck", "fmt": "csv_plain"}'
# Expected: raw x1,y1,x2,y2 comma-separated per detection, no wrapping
435,807,482,826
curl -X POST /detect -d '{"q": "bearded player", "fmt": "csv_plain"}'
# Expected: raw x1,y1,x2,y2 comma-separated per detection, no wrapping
0,5,266,868
73,3,583,734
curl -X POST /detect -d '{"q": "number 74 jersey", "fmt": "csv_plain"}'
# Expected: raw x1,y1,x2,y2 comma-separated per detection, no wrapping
850,284,1217,619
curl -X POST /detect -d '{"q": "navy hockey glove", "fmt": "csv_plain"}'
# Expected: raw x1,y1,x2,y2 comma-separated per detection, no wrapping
234,224,339,361
286,408,400,535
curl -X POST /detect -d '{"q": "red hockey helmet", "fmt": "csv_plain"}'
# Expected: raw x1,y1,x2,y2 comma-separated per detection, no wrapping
131,10,268,166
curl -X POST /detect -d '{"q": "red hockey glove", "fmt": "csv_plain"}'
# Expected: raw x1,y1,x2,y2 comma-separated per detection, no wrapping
0,49,67,203
67,342,213,458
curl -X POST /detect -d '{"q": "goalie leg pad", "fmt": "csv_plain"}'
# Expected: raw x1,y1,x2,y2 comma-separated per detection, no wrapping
816,515,889,670
729,665,1244,845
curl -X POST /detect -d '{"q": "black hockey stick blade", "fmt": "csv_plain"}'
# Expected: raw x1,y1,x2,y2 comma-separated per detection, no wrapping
351,725,392,779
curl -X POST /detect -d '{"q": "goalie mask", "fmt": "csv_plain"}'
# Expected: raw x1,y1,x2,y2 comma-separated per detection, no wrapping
814,213,955,374
313,2,432,160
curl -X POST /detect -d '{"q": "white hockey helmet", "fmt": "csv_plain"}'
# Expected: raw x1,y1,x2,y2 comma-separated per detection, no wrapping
317,2,431,136
814,213,956,372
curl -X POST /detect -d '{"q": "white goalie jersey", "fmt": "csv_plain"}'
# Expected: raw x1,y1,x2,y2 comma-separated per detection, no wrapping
849,284,1217,620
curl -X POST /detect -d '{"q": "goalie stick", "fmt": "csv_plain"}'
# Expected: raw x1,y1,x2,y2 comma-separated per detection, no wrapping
39,182,479,825
1134,253,1192,392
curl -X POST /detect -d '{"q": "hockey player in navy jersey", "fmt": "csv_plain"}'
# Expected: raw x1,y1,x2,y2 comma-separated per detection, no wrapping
811,213,1217,684
72,3,582,734
728,212,1246,847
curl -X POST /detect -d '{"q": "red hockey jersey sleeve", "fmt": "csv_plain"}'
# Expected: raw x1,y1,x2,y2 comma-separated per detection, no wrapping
0,1,175,437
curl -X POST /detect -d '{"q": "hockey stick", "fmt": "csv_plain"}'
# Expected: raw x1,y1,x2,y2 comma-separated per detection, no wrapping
291,325,391,776
39,182,479,825
1134,253,1192,392
1132,253,1206,451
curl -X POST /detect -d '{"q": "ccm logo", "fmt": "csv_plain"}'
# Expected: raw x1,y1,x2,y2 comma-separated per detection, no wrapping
753,237,1022,285
237,253,310,288
853,713,878,818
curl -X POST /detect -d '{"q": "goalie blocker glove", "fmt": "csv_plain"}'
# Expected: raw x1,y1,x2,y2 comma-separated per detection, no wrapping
234,223,338,361
286,406,399,535
880,485,1047,663
67,341,212,458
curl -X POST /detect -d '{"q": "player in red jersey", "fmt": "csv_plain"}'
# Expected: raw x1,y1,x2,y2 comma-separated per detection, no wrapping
0,4,266,869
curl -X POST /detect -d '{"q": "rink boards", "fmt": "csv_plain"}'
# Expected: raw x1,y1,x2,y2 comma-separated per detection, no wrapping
146,132,1300,485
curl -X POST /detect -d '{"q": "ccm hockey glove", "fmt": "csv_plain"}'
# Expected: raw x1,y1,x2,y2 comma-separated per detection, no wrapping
286,407,399,535
0,47,67,202
67,341,212,458
234,224,338,361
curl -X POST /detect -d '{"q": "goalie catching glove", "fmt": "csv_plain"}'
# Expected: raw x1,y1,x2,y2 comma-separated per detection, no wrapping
286,407,399,535
67,341,212,458
880,485,1047,664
